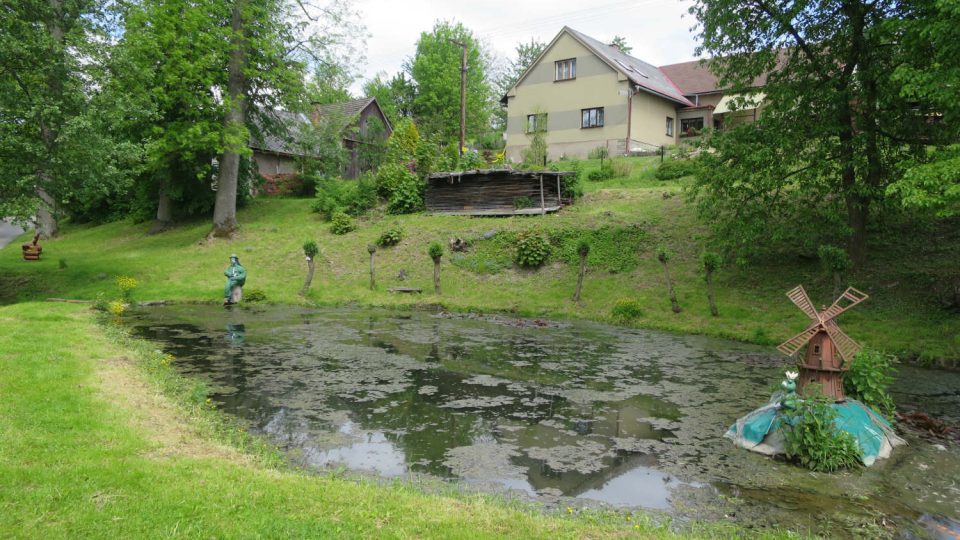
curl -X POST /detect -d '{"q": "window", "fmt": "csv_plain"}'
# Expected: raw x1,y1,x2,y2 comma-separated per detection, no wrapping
555,58,576,81
526,113,547,133
680,117,704,137
581,107,604,128
666,117,674,137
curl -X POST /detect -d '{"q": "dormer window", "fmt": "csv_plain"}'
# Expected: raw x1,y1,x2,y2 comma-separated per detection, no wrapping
555,59,576,81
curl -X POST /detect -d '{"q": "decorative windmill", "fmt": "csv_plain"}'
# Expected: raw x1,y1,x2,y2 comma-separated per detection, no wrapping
776,285,869,402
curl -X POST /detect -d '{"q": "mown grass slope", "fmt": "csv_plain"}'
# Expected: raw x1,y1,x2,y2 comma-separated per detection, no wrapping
2,156,957,361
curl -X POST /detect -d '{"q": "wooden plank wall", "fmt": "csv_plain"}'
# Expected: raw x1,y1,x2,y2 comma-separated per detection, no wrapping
425,173,563,214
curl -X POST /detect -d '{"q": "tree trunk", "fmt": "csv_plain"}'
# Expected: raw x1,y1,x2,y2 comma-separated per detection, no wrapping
150,188,173,234
35,186,58,239
832,271,842,298
369,251,376,290
845,197,869,269
299,258,315,296
36,0,65,239
705,270,718,317
573,253,586,303
661,261,681,313
212,1,245,238
433,259,441,295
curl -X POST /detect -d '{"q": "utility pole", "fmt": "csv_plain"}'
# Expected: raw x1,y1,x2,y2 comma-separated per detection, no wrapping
448,39,468,157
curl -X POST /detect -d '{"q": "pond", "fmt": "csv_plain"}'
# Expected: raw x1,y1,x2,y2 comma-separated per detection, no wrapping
127,305,960,537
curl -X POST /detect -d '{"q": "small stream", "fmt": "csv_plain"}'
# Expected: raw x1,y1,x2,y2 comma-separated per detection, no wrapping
127,305,960,537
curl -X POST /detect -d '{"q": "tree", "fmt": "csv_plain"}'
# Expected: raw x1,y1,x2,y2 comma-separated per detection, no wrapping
212,0,364,237
0,0,136,237
407,21,492,140
428,241,443,294
573,240,589,303
493,39,546,130
657,246,682,313
701,251,721,316
610,35,632,55
886,0,960,218
363,72,416,126
688,0,957,266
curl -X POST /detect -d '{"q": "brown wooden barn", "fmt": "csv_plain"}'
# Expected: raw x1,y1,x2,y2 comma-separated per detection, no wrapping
425,169,574,216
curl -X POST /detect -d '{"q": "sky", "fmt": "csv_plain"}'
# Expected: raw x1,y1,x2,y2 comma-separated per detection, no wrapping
349,0,700,93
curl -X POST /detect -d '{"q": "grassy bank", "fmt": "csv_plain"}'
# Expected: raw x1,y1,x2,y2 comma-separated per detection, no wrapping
2,156,957,361
0,301,803,538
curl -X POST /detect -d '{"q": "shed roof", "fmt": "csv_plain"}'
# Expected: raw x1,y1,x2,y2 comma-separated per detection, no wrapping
249,110,310,156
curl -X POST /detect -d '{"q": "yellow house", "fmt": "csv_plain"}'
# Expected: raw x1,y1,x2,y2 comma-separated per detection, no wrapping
502,27,767,161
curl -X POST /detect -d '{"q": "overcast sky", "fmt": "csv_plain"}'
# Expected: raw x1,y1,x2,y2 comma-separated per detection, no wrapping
350,0,700,93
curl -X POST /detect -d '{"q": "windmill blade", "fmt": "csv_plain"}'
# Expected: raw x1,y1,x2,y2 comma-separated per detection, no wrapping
824,319,862,363
786,285,819,320
820,287,869,321
777,324,820,357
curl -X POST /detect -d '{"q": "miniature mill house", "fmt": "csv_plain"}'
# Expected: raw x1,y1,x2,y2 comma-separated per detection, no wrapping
250,96,392,187
501,27,766,162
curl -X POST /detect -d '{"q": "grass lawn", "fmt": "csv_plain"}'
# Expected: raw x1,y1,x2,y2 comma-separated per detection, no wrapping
1,156,957,361
0,301,800,539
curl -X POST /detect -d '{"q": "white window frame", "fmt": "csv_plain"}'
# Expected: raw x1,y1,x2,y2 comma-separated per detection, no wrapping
555,58,576,81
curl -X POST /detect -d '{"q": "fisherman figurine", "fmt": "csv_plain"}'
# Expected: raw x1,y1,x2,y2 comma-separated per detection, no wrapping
223,254,246,305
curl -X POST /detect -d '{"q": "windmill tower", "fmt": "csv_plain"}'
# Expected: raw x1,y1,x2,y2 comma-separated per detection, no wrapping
776,285,869,402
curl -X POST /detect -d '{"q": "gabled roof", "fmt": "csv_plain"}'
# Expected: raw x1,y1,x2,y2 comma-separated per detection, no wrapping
563,27,693,107
659,50,786,96
503,27,693,107
249,110,310,156
250,97,392,156
313,96,393,133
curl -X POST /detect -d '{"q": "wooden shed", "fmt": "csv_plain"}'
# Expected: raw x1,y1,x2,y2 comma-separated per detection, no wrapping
425,169,574,216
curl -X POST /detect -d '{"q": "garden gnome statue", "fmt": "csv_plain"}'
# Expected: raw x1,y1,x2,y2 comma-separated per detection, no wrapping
223,254,246,305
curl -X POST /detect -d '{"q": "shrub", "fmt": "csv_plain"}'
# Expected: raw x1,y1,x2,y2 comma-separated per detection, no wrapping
302,240,319,259
386,118,420,162
587,165,615,182
310,175,377,219
844,349,897,419
513,196,535,209
329,211,356,235
588,146,609,162
818,244,849,272
515,232,551,268
781,390,862,472
460,149,485,170
116,275,138,302
562,161,584,200
387,173,425,214
377,225,404,247
108,300,126,317
375,162,416,199
428,241,444,261
655,158,699,180
245,288,268,302
522,125,548,167
609,158,633,177
611,299,644,322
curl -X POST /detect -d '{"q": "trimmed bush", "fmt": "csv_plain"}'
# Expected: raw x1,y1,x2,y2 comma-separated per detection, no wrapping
302,240,319,259
377,225,404,247
515,233,551,268
329,211,356,235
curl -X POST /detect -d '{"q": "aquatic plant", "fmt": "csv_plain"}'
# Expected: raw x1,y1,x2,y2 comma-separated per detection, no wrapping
844,348,897,419
781,388,862,472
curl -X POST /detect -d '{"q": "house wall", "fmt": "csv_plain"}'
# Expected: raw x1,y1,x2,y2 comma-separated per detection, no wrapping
504,33,631,162
253,151,298,176
630,90,682,148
